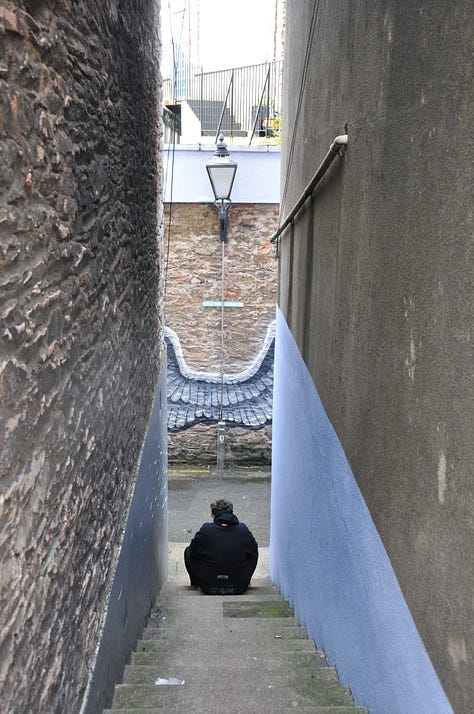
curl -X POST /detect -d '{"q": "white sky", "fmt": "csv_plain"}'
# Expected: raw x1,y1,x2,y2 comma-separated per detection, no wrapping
161,0,282,74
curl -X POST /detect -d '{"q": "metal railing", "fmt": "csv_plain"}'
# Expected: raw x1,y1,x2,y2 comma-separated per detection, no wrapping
163,61,283,142
271,135,349,244
162,105,181,145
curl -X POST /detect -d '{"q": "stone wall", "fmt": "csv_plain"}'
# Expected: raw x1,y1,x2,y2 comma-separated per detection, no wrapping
164,202,278,465
0,2,164,712
169,423,273,466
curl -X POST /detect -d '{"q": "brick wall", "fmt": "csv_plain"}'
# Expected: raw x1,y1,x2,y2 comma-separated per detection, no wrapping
0,2,164,712
164,202,278,465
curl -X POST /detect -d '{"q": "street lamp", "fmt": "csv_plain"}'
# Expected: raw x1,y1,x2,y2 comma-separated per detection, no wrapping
206,134,238,242
206,135,238,470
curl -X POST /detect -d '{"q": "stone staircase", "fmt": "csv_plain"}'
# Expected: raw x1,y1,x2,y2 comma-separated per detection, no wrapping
104,559,368,714
186,99,247,137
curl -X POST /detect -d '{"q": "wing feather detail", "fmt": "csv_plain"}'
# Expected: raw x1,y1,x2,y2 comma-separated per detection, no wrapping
165,322,275,432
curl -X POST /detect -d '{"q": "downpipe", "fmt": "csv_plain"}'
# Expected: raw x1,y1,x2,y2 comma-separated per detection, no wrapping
271,134,348,244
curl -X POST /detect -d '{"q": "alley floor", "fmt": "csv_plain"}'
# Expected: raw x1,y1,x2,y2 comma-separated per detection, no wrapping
167,466,272,547
104,467,367,713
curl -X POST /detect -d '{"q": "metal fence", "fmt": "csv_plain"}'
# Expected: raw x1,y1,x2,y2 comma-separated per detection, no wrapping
163,60,283,143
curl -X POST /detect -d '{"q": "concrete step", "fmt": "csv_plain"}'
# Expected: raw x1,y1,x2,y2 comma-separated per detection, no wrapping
131,647,313,668
131,636,319,665
149,593,291,618
105,558,368,713
111,680,356,709
135,625,310,655
106,709,368,714
141,615,309,638
122,661,340,685
143,617,302,637
150,590,284,604
156,582,281,599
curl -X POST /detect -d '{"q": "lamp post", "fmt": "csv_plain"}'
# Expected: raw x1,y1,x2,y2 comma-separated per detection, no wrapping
206,135,238,471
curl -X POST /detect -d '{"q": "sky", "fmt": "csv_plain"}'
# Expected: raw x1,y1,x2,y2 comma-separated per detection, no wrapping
161,0,283,75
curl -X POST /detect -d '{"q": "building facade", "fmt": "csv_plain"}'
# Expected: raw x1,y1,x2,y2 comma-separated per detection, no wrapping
271,2,473,713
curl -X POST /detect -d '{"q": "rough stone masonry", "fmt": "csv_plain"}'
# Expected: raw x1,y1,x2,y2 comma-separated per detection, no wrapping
164,202,278,465
0,2,163,712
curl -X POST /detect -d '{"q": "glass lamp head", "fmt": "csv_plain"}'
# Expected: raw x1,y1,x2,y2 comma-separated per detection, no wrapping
206,135,237,201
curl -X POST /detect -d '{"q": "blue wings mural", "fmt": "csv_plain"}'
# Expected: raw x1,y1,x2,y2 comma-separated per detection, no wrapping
165,322,276,432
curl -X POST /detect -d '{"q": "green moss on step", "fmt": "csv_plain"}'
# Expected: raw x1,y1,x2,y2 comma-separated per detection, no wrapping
222,600,294,618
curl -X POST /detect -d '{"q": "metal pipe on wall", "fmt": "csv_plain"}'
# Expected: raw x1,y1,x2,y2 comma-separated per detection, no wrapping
271,134,348,244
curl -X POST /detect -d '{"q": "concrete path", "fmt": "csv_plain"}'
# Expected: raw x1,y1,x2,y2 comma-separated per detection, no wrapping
104,468,368,713
167,466,272,546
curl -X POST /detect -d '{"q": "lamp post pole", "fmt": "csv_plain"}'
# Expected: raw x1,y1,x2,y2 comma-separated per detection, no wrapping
217,229,226,470
206,135,237,471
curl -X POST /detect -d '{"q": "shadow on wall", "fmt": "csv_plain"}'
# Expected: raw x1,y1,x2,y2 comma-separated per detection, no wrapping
81,366,168,714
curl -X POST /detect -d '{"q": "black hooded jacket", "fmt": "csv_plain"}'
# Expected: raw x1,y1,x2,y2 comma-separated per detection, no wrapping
187,511,258,593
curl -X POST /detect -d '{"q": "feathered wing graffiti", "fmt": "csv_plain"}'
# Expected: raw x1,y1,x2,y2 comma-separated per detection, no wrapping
165,322,276,432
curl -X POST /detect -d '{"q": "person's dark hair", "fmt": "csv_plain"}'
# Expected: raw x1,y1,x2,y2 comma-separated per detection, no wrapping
211,499,233,516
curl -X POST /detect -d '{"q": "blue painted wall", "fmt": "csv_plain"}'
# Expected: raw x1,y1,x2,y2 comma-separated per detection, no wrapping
82,364,168,713
270,308,452,714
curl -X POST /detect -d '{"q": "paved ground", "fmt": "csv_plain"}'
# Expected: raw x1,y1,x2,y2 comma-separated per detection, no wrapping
168,466,271,547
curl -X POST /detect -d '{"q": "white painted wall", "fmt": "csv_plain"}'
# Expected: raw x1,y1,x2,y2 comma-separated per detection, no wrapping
163,144,280,204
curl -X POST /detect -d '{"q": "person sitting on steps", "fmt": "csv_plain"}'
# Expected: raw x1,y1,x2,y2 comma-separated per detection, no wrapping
184,499,258,595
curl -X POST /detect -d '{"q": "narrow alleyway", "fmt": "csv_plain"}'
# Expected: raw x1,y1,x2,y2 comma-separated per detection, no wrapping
104,468,368,713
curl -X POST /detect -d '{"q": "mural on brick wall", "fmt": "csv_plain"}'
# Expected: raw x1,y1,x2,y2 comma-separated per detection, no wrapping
166,322,275,431
163,200,278,464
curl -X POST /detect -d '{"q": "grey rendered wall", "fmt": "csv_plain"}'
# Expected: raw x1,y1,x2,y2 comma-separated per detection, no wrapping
278,1,473,711
0,2,165,712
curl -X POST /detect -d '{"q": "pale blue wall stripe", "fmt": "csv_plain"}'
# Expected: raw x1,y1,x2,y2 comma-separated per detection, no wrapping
270,307,452,714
